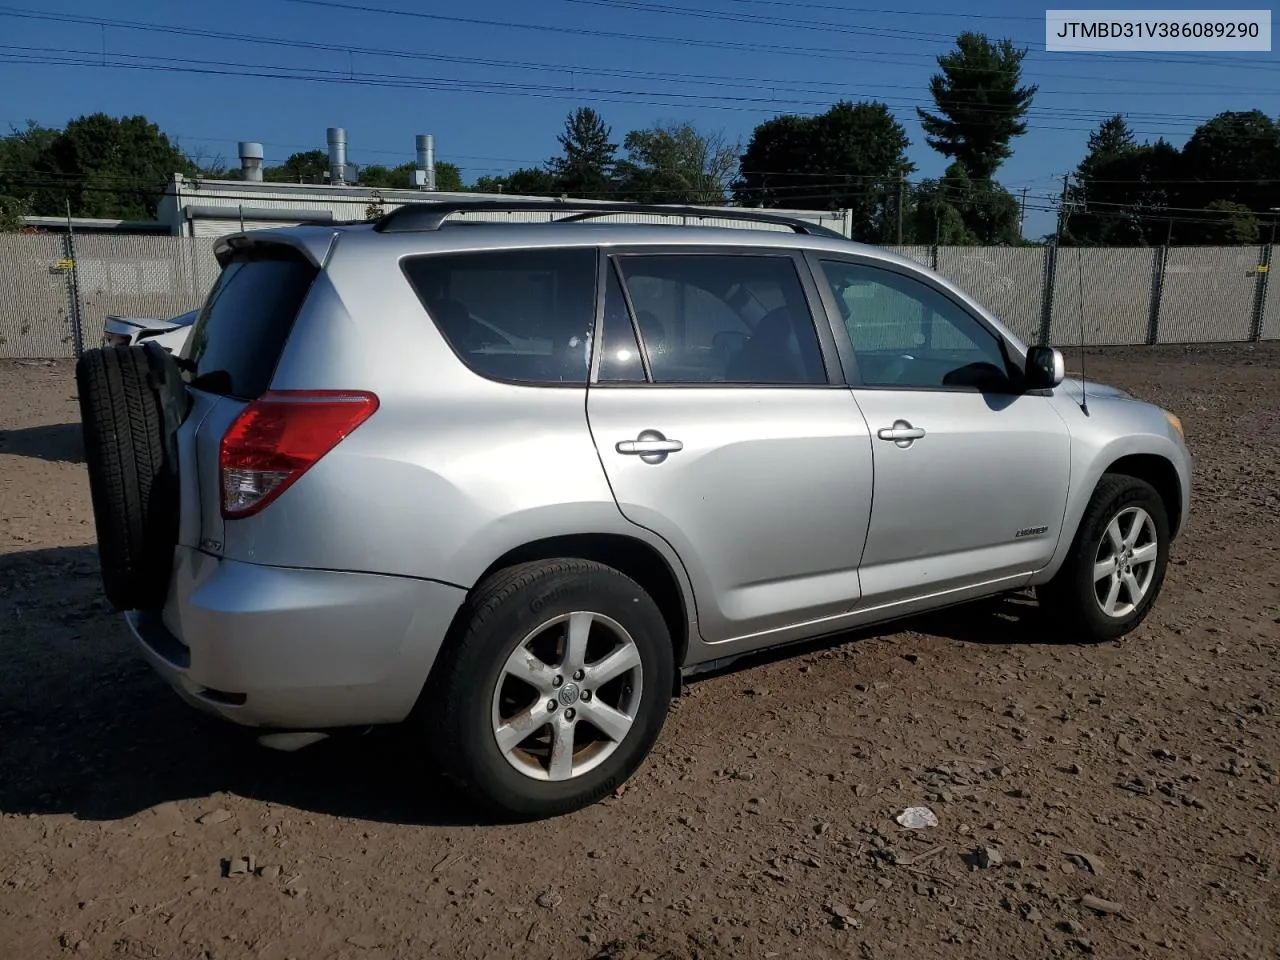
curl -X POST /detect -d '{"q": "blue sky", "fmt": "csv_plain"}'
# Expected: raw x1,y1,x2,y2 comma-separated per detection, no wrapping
1,0,1276,238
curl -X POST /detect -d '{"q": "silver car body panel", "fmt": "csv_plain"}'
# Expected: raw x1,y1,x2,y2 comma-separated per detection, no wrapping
850,388,1072,604
588,385,873,644
141,218,1191,728
139,547,465,729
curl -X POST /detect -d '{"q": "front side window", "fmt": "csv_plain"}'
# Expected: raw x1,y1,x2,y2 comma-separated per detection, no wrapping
818,260,1013,390
614,254,828,385
402,247,597,384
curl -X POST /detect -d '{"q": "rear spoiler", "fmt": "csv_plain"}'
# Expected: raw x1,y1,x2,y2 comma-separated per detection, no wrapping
212,230,339,270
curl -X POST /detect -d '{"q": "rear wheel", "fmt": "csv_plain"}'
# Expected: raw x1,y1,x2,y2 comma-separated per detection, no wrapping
425,559,674,820
1038,474,1170,642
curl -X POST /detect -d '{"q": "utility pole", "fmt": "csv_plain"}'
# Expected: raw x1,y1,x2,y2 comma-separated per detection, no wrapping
896,173,905,245
1054,174,1069,245
1019,186,1028,239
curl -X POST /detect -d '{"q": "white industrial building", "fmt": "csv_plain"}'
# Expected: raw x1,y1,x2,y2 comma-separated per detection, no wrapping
154,128,849,239
24,127,849,239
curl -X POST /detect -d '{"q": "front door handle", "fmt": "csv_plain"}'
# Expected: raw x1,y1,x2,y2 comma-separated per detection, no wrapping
616,429,683,464
877,420,926,447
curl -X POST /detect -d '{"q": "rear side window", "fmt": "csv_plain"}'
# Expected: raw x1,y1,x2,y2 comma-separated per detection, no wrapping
183,247,318,399
402,248,598,384
614,254,828,385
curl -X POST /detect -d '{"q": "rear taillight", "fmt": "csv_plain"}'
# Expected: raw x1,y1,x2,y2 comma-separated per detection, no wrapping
219,390,379,519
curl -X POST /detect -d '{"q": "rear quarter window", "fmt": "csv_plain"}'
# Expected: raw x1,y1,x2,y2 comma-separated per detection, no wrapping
183,247,318,399
401,248,598,385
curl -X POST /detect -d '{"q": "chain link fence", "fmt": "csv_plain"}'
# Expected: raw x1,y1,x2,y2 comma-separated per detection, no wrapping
0,234,77,359
0,233,1275,359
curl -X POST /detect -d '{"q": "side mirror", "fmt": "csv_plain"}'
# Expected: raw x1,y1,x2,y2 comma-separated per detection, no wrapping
1024,345,1065,389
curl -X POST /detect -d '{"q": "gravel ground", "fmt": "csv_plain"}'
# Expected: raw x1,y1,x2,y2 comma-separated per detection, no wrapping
1,344,1277,960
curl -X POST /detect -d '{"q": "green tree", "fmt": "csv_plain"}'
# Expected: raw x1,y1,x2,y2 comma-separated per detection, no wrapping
433,161,464,192
614,122,739,204
1196,199,1260,245
734,101,913,242
0,194,32,231
357,160,462,191
910,162,1020,245
916,33,1037,181
13,114,196,218
1078,114,1138,178
0,121,57,226
1065,137,1182,245
263,149,330,183
1065,115,1143,245
472,167,560,196
548,107,617,197
1179,110,1280,222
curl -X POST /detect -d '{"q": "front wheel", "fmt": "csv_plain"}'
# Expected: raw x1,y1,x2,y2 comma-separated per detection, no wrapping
423,559,674,820
1038,474,1171,642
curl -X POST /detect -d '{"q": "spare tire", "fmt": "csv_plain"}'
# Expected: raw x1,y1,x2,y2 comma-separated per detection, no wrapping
75,343,188,611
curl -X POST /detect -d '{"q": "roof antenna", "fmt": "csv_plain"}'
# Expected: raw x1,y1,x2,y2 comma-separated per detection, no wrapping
1058,173,1087,415
1076,228,1088,416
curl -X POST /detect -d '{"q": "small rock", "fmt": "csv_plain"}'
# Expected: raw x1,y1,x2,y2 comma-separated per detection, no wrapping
903,654,920,664
347,935,379,949
896,806,939,829
815,822,830,836
854,899,877,913
223,855,255,877
1116,735,1136,756
876,877,893,889
1073,938,1095,954
535,889,563,909
197,809,233,825
1080,894,1124,915
1058,920,1083,935
978,847,1003,869
827,903,860,929
855,784,870,798
1023,905,1043,922
257,865,281,880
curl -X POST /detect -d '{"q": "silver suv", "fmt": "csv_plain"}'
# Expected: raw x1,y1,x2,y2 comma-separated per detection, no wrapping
75,201,1191,819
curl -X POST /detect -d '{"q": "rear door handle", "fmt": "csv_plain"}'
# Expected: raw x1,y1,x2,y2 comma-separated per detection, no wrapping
877,420,925,447
616,429,683,463
617,439,684,454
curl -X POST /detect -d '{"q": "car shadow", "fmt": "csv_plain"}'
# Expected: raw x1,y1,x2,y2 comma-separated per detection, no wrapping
682,590,1086,687
0,422,84,464
0,545,484,828
0,544,1070,829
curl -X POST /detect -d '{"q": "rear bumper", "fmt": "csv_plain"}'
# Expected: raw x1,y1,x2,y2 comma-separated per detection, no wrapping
127,546,467,730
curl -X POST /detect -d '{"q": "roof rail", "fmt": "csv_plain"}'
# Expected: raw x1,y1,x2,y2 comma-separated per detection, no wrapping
371,199,847,239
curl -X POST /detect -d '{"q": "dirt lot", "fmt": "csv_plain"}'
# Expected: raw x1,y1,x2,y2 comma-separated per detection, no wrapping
1,344,1278,960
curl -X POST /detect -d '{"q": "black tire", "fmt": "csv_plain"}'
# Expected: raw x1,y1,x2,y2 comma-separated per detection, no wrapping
75,344,185,611
1038,473,1170,642
424,559,675,821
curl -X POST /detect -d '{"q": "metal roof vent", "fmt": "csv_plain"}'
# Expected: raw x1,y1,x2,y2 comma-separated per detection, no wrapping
237,141,264,182
326,127,348,185
415,134,436,191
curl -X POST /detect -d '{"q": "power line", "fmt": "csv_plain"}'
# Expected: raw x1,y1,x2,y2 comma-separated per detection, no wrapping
0,5,1267,103
2,46,1274,146
0,40,1245,125
275,0,1280,75
554,0,1280,73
